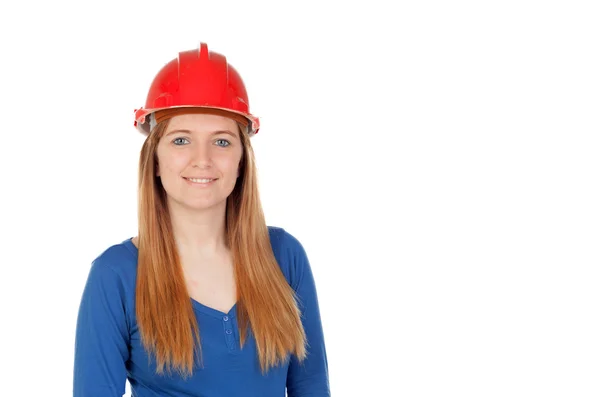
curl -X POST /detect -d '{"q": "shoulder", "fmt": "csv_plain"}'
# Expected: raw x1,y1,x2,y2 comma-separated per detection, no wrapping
268,225,304,248
91,239,137,272
267,226,310,291
78,240,138,333
267,225,307,257
84,238,138,292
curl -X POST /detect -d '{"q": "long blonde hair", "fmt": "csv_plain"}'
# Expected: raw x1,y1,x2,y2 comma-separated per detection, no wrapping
135,120,307,377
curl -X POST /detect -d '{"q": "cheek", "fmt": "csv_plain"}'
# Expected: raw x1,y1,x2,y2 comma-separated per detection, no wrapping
216,153,242,175
158,153,190,174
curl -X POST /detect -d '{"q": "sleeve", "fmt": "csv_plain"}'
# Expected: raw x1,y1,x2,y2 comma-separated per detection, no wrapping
73,257,130,397
284,232,331,397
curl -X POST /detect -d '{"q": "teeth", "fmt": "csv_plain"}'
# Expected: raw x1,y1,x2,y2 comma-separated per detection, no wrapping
186,178,214,183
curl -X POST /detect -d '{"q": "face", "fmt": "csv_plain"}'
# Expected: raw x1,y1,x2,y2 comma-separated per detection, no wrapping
155,113,244,212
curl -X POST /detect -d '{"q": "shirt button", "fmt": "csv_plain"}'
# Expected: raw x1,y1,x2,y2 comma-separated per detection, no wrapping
223,316,229,321
225,329,232,334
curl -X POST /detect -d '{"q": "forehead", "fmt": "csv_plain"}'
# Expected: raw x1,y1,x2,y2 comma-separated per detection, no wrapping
165,113,240,135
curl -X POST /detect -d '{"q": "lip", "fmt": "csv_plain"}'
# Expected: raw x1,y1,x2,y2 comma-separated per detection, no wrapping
183,177,218,187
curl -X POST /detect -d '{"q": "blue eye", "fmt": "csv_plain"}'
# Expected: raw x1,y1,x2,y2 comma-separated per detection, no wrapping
171,137,230,147
172,137,189,145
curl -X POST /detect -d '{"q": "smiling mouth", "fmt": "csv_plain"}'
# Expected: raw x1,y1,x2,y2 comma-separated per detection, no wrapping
183,177,217,185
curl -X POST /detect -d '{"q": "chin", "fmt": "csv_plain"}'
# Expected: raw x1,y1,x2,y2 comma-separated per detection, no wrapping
184,198,228,212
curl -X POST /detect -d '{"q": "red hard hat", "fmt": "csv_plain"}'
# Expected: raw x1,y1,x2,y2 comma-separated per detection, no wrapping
134,43,260,136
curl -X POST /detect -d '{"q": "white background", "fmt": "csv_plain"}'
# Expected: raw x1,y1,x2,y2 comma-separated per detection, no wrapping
0,0,598,396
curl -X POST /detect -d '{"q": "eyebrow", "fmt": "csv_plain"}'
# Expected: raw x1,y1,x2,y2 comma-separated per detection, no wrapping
165,129,238,138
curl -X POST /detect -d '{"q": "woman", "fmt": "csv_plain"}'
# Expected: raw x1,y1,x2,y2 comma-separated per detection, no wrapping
73,43,330,397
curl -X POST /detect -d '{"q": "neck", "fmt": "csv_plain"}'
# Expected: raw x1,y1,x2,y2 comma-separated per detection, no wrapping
167,200,229,259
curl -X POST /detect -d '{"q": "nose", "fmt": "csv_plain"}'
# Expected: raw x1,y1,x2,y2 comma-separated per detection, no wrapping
191,142,213,168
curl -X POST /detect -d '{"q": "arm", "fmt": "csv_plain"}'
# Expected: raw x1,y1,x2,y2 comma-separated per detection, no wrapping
73,257,129,397
285,232,331,397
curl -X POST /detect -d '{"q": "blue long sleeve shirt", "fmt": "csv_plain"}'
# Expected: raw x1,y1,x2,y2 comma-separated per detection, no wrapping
73,226,330,397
